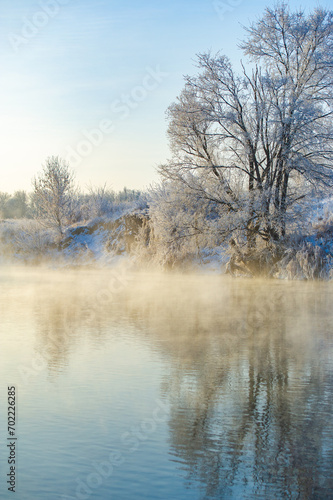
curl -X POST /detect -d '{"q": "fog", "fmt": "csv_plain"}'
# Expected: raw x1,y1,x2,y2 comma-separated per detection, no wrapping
1,265,331,370
1,266,333,498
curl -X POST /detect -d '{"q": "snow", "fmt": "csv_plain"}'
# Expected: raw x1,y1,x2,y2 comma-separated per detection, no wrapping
0,196,332,279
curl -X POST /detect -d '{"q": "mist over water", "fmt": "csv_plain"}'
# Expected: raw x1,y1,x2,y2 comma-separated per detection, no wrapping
0,267,332,499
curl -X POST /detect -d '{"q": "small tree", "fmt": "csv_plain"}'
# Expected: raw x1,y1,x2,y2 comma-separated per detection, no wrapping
33,156,76,237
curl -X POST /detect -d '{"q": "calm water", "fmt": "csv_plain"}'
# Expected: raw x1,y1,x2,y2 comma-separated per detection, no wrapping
0,267,333,499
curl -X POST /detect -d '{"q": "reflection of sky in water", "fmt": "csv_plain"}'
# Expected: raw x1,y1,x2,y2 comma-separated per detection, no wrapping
0,268,332,499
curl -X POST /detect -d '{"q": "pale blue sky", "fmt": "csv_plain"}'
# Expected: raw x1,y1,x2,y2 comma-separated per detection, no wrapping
0,0,326,193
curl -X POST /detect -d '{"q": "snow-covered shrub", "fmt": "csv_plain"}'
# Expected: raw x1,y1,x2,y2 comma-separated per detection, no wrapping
271,238,332,280
77,187,146,221
142,181,230,268
0,220,56,263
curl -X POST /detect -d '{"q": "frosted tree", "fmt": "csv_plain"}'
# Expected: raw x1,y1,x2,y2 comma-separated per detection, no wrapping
241,4,333,236
148,181,212,266
160,4,333,255
32,156,77,237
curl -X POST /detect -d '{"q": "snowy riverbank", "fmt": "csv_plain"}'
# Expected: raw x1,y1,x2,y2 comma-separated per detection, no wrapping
1,197,333,280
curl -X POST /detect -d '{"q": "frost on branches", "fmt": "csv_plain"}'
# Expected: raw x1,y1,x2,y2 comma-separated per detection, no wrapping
156,4,333,275
32,156,77,238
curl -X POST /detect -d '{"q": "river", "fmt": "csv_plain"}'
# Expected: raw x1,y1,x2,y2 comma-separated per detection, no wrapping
0,267,332,499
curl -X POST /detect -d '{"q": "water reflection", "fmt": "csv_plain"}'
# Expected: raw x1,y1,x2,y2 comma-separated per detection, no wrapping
117,276,333,498
32,270,113,372
31,271,333,498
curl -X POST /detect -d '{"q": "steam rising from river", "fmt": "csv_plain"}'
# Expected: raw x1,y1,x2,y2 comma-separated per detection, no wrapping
1,265,330,373
1,266,333,498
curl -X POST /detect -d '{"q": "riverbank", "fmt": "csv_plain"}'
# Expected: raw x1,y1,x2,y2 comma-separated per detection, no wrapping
1,197,333,280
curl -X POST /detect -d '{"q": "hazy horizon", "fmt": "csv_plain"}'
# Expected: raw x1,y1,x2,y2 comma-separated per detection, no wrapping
0,0,321,193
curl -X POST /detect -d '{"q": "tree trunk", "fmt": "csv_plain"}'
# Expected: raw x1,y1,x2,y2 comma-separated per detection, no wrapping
247,159,256,251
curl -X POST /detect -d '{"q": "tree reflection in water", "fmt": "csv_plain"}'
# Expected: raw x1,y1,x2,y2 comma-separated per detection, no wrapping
33,271,333,498
118,275,333,499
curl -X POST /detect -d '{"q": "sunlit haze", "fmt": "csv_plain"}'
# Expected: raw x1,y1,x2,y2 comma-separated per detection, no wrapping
0,0,323,193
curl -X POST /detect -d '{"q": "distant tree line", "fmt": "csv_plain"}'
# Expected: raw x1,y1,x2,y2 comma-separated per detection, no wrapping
1,157,143,234
0,191,30,219
30,156,144,236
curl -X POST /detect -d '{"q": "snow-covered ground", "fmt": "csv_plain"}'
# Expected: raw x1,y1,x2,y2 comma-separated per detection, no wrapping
0,208,145,269
0,197,332,279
